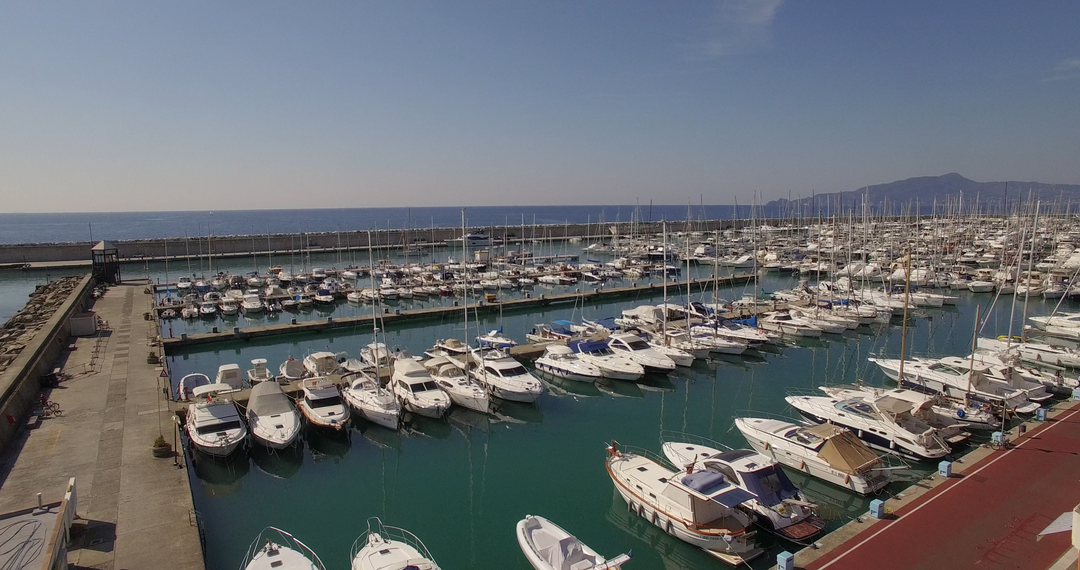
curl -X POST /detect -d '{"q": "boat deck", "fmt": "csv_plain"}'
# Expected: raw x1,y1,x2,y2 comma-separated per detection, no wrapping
795,398,1080,570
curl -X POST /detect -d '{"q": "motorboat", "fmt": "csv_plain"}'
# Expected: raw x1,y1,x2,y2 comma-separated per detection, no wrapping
199,300,218,317
361,342,393,370
477,328,518,349
691,320,771,347
1027,312,1080,337
976,336,1080,370
181,304,199,319
425,338,471,360
279,358,307,382
242,293,264,314
185,384,247,457
605,441,762,565
605,332,676,373
516,515,631,570
240,527,325,570
350,517,440,570
219,299,240,316
314,288,335,305
297,376,350,431
246,380,301,449
469,350,544,403
341,371,401,430
525,322,575,344
785,392,951,462
215,363,245,390
176,276,192,291
176,372,210,401
391,358,452,418
535,345,603,383
819,384,997,432
868,356,1041,414
660,434,826,544
568,340,644,381
296,293,314,308
734,417,894,496
303,351,341,377
759,312,823,337
245,358,275,385
424,356,490,413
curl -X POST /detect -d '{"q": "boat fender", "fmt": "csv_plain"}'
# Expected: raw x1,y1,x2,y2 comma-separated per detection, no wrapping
764,442,770,451
665,520,673,535
844,474,850,485
799,460,806,471
956,408,965,419
652,511,660,526
628,502,636,515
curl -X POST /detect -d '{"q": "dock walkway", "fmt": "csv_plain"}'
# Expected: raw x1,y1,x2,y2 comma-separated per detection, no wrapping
796,398,1080,570
0,282,204,569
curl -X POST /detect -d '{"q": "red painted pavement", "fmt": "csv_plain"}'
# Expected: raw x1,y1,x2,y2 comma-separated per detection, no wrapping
807,401,1080,570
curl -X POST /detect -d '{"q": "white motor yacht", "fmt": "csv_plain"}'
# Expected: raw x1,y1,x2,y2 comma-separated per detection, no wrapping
476,329,518,349
734,417,894,496
215,363,245,390
186,384,247,457
242,293,264,314
568,340,644,381
535,345,603,383
661,434,826,544
820,384,997,432
424,356,490,413
246,358,276,385
181,304,200,319
219,299,240,316
303,351,342,377
785,392,951,462
976,336,1080,371
606,332,676,373
516,515,631,570
350,517,440,570
297,377,350,431
470,350,544,403
199,300,218,318
246,380,301,449
177,276,192,291
1027,312,1080,337
361,342,393,370
759,312,823,337
391,358,451,418
176,373,210,401
279,358,307,382
341,370,401,430
241,527,325,570
605,442,762,566
868,356,1041,414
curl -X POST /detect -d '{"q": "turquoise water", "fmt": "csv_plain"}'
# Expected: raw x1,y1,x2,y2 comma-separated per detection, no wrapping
163,272,1068,570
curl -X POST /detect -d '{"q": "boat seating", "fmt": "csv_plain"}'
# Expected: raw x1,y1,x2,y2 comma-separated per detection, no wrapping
531,528,560,560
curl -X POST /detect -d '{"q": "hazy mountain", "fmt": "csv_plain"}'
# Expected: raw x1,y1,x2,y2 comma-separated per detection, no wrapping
765,173,1080,215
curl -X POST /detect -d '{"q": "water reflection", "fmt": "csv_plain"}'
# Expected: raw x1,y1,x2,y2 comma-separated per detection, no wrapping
250,443,304,480
537,374,603,398
596,379,643,398
491,400,543,425
304,425,351,461
357,422,403,451
448,408,492,433
604,489,716,570
402,414,453,440
190,449,250,496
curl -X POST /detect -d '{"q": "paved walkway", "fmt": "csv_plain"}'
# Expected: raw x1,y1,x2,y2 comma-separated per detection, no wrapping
0,281,203,569
803,399,1080,570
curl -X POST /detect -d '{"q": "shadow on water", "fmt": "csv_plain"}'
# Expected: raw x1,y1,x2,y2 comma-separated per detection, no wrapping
782,468,869,522
638,373,677,393
250,443,304,480
402,414,453,439
448,407,492,433
596,378,643,399
536,373,604,398
492,400,544,425
304,425,351,461
190,449,251,496
356,421,404,451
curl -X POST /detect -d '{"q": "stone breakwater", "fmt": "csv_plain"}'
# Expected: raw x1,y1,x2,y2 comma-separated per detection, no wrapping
0,277,84,372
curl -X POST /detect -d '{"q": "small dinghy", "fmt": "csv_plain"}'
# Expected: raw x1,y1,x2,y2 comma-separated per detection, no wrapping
517,514,631,570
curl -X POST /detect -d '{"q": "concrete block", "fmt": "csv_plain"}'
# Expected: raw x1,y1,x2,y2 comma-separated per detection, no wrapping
777,551,795,570
869,499,886,519
1036,407,1047,421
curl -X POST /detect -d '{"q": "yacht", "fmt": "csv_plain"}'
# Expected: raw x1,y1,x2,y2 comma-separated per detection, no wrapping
219,299,240,316
1027,312,1080,338
199,300,218,318
314,288,335,305
246,358,276,385
516,515,631,570
820,384,997,432
785,392,951,461
568,340,644,381
606,332,676,373
242,293,264,314
424,356,490,413
297,376,350,431
534,345,603,383
350,517,440,570
246,380,301,449
279,358,307,382
476,329,518,349
176,276,192,291
605,441,763,565
469,350,544,403
868,356,1041,413
240,527,325,570
976,336,1080,371
734,417,894,495
295,293,314,308
303,351,341,377
759,312,823,337
391,358,451,418
185,384,247,457
341,370,401,430
661,433,826,544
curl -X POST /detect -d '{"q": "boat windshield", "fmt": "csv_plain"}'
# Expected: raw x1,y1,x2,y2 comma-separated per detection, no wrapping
500,365,529,377
196,420,242,435
411,381,441,393
624,338,650,350
928,363,963,375
308,395,342,408
740,465,799,507
838,400,876,418
789,428,823,447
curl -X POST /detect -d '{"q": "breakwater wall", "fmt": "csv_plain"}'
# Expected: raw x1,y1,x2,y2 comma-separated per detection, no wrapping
0,274,95,453
0,220,742,265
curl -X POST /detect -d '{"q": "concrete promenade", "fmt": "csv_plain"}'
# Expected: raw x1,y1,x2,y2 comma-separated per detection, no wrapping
0,282,204,569
792,397,1080,570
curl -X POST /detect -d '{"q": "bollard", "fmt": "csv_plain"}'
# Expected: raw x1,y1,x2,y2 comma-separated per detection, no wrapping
869,499,886,519
180,333,187,341
233,327,240,336
291,318,297,325
777,551,794,570
327,317,333,323
938,460,952,478
212,327,218,334
1036,407,1047,421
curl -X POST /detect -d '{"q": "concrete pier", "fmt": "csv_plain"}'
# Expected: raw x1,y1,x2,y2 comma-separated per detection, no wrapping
0,281,204,569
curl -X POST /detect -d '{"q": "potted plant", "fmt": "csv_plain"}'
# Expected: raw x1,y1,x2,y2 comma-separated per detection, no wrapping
146,351,159,364
152,435,172,458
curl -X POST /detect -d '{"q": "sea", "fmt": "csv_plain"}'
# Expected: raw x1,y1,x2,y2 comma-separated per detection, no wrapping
0,205,773,245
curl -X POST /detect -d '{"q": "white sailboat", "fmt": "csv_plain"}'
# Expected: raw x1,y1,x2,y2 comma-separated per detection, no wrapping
341,370,401,430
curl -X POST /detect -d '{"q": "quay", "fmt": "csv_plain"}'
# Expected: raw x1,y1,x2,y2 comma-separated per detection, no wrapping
785,397,1080,570
160,274,756,351
0,279,203,569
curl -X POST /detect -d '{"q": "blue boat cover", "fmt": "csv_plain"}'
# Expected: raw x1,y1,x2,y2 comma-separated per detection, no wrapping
552,319,573,326
594,317,619,330
681,471,727,494
712,487,756,507
729,315,758,327
569,339,609,353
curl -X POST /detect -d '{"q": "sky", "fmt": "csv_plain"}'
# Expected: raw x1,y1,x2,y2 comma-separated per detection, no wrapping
2,1,1079,212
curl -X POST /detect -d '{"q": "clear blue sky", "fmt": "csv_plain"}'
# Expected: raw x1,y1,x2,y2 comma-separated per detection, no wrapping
3,1,1078,212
